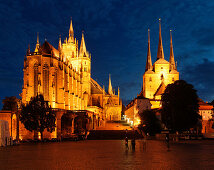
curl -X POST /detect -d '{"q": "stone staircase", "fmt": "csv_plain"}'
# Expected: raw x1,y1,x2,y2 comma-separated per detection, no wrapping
87,120,144,140
87,130,143,140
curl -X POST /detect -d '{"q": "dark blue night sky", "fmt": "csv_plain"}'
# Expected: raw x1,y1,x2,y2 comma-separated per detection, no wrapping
1,0,214,108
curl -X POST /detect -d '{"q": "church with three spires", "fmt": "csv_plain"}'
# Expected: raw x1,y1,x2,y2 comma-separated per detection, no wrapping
19,19,122,140
125,19,179,126
143,19,179,108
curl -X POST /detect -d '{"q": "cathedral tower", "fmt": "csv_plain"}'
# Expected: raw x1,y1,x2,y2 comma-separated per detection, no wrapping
143,19,179,108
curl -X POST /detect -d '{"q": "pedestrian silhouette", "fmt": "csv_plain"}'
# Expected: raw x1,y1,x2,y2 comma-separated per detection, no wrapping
166,133,170,149
125,136,129,149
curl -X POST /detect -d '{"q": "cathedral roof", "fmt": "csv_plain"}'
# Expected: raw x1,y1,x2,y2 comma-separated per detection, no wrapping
145,70,155,74
154,81,166,97
198,98,213,110
39,41,59,57
170,69,179,74
154,58,169,65
91,78,105,94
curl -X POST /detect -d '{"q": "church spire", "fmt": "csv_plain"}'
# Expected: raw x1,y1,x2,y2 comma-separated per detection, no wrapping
68,18,74,42
169,30,176,70
26,44,30,55
58,35,62,50
79,31,87,57
108,74,113,95
145,29,153,71
58,35,62,60
157,18,164,60
35,32,40,52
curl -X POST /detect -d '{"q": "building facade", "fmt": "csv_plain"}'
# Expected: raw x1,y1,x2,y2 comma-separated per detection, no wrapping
143,19,179,108
198,99,213,134
19,19,122,140
125,92,151,126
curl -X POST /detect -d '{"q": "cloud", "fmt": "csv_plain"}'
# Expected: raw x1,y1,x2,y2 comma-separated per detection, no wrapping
182,58,214,102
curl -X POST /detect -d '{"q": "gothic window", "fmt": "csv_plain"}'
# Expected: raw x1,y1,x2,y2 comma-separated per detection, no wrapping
84,67,87,72
149,77,152,82
161,74,164,80
43,64,49,101
161,67,163,69
55,69,58,102
72,52,74,58
64,71,68,92
172,77,175,82
34,63,38,96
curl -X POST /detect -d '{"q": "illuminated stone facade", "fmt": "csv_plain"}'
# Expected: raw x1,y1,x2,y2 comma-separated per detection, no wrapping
20,19,122,140
143,20,179,108
198,99,213,134
125,94,151,126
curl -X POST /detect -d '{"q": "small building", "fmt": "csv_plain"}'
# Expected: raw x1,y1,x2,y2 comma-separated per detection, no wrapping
125,90,151,126
198,99,213,133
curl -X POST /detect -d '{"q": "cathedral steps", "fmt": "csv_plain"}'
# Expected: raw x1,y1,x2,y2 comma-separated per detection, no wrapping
87,130,143,140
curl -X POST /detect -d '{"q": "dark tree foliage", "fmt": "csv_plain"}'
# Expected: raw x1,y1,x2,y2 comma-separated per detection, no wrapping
2,96,18,111
138,109,162,135
161,80,200,132
20,94,56,140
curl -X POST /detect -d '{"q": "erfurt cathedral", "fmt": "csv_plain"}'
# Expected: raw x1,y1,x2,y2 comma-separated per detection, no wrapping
20,19,122,139
143,19,179,108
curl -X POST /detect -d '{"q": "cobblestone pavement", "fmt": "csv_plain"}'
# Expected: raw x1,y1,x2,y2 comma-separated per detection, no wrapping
1,140,214,169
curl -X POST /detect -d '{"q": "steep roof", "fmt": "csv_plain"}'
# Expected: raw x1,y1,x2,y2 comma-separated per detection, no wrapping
91,78,105,94
154,58,169,64
39,41,59,57
154,81,166,97
198,99,213,110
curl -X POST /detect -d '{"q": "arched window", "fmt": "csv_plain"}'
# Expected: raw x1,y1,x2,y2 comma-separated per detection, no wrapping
172,77,175,82
149,77,152,82
34,63,38,96
43,64,49,101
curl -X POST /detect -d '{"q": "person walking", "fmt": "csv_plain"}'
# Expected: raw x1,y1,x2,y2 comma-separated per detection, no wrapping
125,136,129,149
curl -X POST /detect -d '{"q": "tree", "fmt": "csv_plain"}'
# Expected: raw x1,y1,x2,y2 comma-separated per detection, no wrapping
2,96,19,111
138,109,161,135
161,80,200,132
20,94,56,140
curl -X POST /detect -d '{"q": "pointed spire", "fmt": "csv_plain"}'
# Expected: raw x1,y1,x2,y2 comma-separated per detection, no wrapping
157,18,164,60
58,35,62,60
108,74,113,95
27,44,30,55
103,85,105,95
68,18,74,42
35,32,40,52
118,87,120,98
169,30,176,70
37,32,39,43
58,35,62,50
145,29,153,71
79,31,87,57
